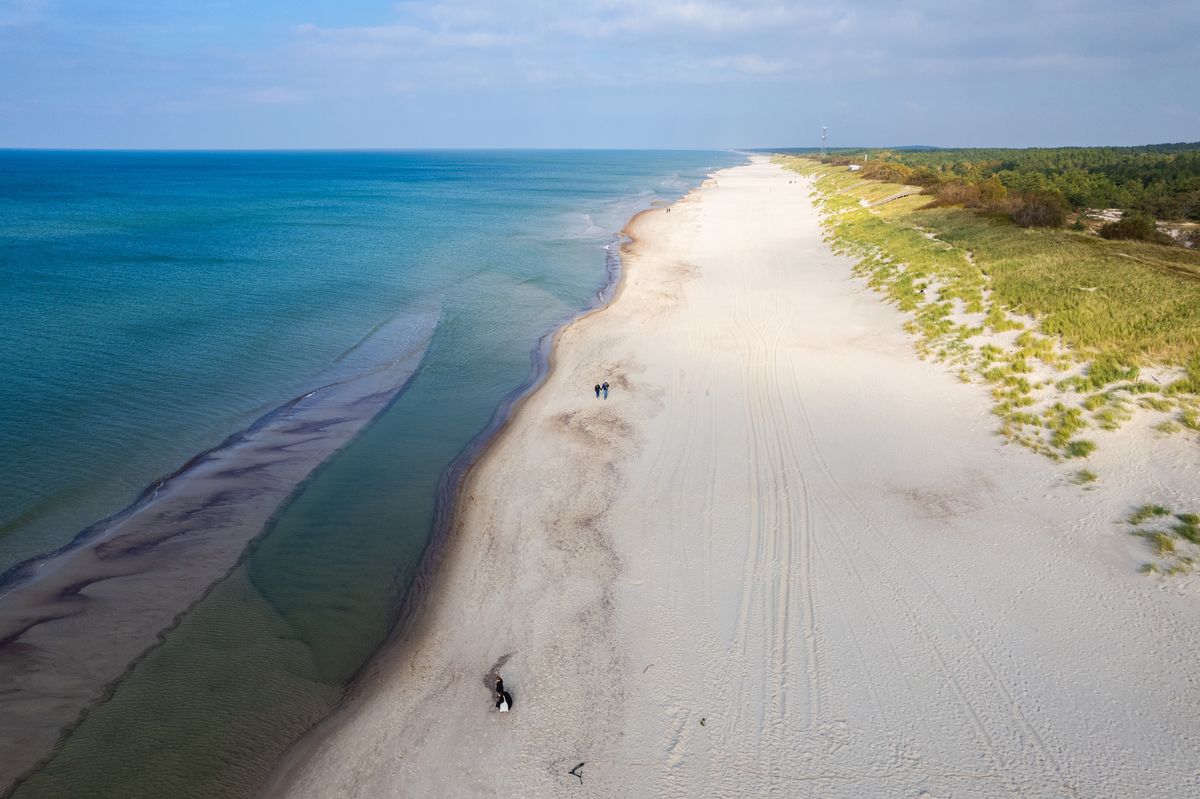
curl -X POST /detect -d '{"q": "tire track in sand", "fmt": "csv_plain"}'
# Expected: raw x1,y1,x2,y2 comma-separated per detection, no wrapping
781,344,1076,797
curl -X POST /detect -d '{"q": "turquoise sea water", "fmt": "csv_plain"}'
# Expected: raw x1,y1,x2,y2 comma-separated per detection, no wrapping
0,150,741,797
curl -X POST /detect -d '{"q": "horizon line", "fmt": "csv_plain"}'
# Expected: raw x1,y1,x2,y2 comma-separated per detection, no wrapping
2,141,1198,154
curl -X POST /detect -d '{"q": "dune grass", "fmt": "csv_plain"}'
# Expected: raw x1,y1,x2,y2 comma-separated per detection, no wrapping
1129,504,1172,525
779,156,1200,459
917,211,1200,365
1126,504,1200,575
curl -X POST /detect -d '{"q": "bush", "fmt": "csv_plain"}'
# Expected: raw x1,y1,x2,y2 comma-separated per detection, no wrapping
976,177,1010,210
1012,191,1068,227
860,161,915,184
937,180,982,206
1098,213,1173,244
908,167,941,187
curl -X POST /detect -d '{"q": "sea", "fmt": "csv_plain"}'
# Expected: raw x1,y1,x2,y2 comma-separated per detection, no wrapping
0,149,743,797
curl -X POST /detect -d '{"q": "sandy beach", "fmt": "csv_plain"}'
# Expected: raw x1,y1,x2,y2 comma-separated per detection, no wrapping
267,157,1200,798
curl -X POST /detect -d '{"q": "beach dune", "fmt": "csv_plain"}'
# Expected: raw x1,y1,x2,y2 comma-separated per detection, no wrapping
268,158,1200,798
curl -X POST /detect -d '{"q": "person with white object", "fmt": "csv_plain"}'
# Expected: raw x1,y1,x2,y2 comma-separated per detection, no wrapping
494,676,513,713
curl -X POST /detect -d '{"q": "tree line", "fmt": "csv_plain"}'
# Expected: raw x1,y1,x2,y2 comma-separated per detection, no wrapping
813,143,1200,243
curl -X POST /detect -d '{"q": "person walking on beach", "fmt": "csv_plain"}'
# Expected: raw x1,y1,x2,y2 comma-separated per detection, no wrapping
594,383,601,399
494,676,513,713
602,381,609,399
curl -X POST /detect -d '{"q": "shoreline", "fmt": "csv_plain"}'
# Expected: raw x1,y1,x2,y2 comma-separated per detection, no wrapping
1,171,722,797
267,157,1200,798
261,199,672,796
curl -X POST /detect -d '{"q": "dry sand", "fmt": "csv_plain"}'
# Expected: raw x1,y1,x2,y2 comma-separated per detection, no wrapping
268,158,1200,798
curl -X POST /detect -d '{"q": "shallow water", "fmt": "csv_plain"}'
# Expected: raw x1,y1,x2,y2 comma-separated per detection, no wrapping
0,150,742,797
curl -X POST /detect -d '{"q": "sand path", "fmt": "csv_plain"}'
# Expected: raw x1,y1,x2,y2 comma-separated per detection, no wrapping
269,158,1200,798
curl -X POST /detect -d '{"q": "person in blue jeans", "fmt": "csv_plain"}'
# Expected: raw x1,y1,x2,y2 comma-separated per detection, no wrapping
602,381,609,399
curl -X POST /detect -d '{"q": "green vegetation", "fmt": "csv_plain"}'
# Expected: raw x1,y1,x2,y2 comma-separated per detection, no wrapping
1072,469,1098,485
1167,356,1200,395
778,154,1200,459
800,143,1200,223
1064,439,1097,459
1138,396,1174,412
1059,357,1140,392
1129,504,1171,525
1044,403,1085,448
1175,514,1200,544
1126,504,1200,575
1099,212,1174,244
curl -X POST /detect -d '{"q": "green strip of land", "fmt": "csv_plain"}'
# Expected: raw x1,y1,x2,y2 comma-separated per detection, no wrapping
779,156,1200,460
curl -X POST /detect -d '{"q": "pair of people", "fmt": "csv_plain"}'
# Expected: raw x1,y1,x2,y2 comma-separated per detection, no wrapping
592,381,610,400
494,676,513,713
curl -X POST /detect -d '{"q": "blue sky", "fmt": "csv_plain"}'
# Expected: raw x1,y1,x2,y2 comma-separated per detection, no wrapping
1,0,1196,149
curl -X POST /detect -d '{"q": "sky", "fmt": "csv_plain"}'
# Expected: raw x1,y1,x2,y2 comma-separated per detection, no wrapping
0,0,1196,149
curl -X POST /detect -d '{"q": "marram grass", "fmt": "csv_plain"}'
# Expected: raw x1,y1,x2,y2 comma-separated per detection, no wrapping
778,156,1200,460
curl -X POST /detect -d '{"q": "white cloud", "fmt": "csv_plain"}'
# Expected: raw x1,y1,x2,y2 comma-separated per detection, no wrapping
228,0,1200,103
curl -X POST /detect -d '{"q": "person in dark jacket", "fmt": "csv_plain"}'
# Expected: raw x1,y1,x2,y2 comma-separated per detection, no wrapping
495,676,513,713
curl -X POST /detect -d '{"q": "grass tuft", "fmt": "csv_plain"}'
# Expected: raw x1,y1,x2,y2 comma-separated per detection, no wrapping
1174,521,1200,545
1137,396,1174,412
1151,531,1176,556
1129,504,1172,525
1064,439,1096,458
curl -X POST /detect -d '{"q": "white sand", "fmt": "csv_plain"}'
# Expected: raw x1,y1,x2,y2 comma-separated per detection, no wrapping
268,159,1200,798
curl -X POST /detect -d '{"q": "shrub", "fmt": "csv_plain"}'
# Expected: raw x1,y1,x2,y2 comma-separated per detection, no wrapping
927,180,982,208
1098,212,1173,244
976,177,1010,210
908,167,941,187
860,161,915,184
1012,191,1068,227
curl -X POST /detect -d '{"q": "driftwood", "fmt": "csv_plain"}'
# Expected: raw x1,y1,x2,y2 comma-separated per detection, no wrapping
569,762,584,785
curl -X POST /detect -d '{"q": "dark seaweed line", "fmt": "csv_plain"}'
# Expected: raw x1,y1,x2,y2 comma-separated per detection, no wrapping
0,357,414,596
0,343,434,799
0,228,618,799
258,227,637,797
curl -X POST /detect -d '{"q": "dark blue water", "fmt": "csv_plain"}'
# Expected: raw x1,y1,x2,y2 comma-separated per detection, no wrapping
0,150,742,797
